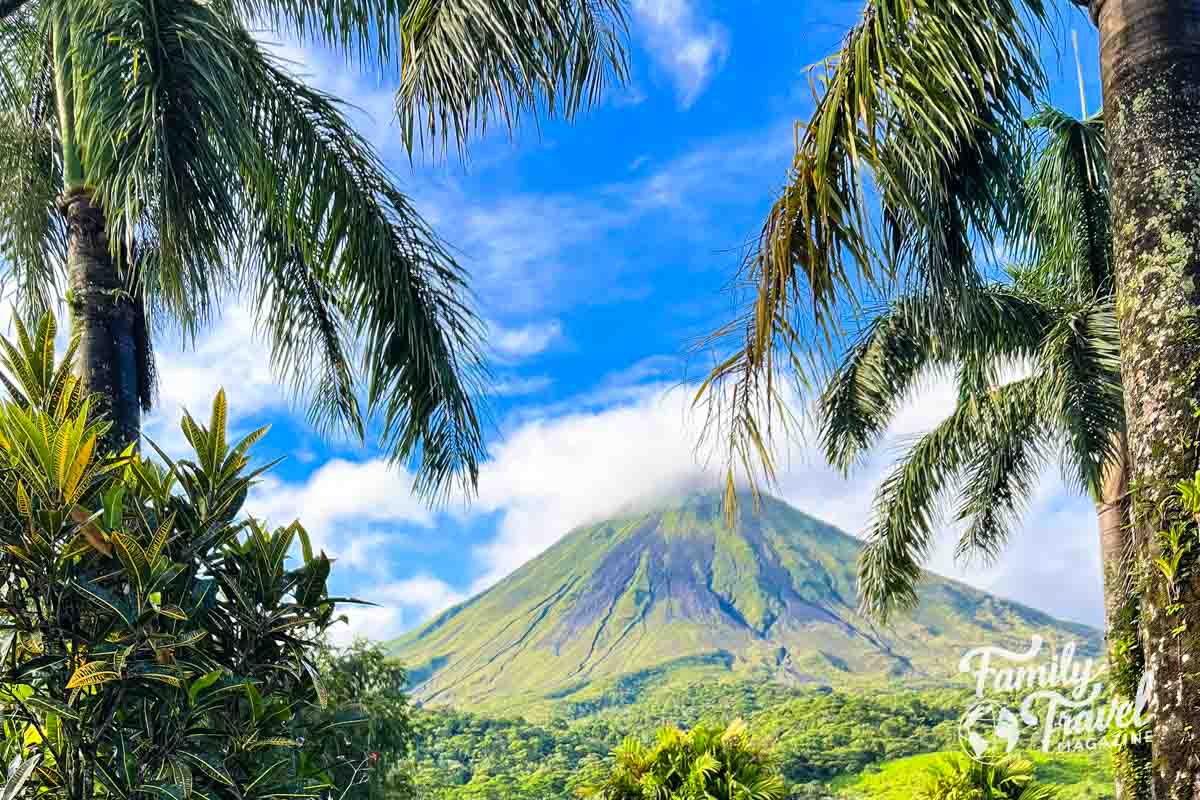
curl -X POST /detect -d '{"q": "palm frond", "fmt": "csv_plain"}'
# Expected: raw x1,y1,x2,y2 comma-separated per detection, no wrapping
698,0,1048,494
67,0,246,332
821,285,1052,471
241,49,487,498
50,0,488,494
396,0,628,151
857,391,992,620
1037,300,1122,497
1018,105,1110,297
0,9,62,319
952,377,1050,564
237,0,404,64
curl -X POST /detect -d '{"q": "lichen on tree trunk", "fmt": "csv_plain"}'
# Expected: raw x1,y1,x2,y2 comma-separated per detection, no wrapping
1097,1,1200,795
1098,434,1151,799
61,188,140,453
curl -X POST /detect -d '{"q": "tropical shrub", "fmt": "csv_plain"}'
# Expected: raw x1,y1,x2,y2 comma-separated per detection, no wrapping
581,720,788,800
0,315,363,800
316,642,415,800
917,755,1057,800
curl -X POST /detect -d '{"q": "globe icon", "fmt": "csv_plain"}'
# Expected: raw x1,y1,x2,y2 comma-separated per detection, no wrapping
958,701,1022,764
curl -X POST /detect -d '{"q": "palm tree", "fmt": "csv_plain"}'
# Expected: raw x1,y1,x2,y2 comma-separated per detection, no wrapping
581,720,788,800
696,2,1200,791
918,755,1058,800
820,107,1117,612
0,0,626,495
826,105,1148,800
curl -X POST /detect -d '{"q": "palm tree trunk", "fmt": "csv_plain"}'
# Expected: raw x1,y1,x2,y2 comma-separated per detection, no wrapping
1097,434,1150,800
1092,0,1200,794
61,189,140,452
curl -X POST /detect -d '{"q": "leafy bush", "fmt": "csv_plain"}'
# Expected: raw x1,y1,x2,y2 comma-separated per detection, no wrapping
0,316,363,800
581,720,788,800
917,755,1058,800
317,642,415,800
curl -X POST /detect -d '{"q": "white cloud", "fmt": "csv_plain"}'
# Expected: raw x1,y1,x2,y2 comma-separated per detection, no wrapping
329,575,467,646
144,304,284,455
469,384,709,589
492,375,554,397
489,319,564,361
246,458,432,565
631,0,729,108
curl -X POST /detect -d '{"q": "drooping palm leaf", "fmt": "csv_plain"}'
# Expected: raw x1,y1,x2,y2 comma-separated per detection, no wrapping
396,0,628,151
820,286,1052,472
697,0,1050,495
1018,105,1110,296
858,375,1052,619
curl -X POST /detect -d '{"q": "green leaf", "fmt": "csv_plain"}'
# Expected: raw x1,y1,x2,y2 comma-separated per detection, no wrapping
294,554,330,607
157,604,189,621
244,758,287,794
2,755,40,800
245,683,264,724
141,783,185,800
74,580,136,627
188,670,223,704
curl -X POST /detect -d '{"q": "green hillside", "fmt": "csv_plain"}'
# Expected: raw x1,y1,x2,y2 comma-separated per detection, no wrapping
831,751,1114,799
390,491,1101,716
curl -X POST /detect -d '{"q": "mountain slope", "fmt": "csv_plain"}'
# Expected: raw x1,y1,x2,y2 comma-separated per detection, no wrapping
390,492,1100,715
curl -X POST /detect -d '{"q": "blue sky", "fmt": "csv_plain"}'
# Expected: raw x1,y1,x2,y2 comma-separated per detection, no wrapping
141,0,1110,642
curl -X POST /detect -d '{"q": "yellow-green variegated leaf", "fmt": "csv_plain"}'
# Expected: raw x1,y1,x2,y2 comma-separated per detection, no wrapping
247,738,301,750
149,514,175,563
62,432,96,504
15,481,29,517
66,660,120,689
173,630,207,649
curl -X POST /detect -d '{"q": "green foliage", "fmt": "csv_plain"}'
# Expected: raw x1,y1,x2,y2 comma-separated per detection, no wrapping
0,315,360,800
915,754,1058,800
696,0,1050,495
408,710,611,800
816,107,1120,622
395,0,628,151
407,684,968,800
581,719,787,800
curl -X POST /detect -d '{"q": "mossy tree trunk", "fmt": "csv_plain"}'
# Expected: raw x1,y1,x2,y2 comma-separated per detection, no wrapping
1093,0,1200,795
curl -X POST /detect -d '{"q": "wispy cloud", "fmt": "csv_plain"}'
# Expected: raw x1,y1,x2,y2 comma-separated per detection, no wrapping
631,0,729,108
489,319,564,361
492,375,554,397
414,120,793,316
329,576,467,646
247,458,432,561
